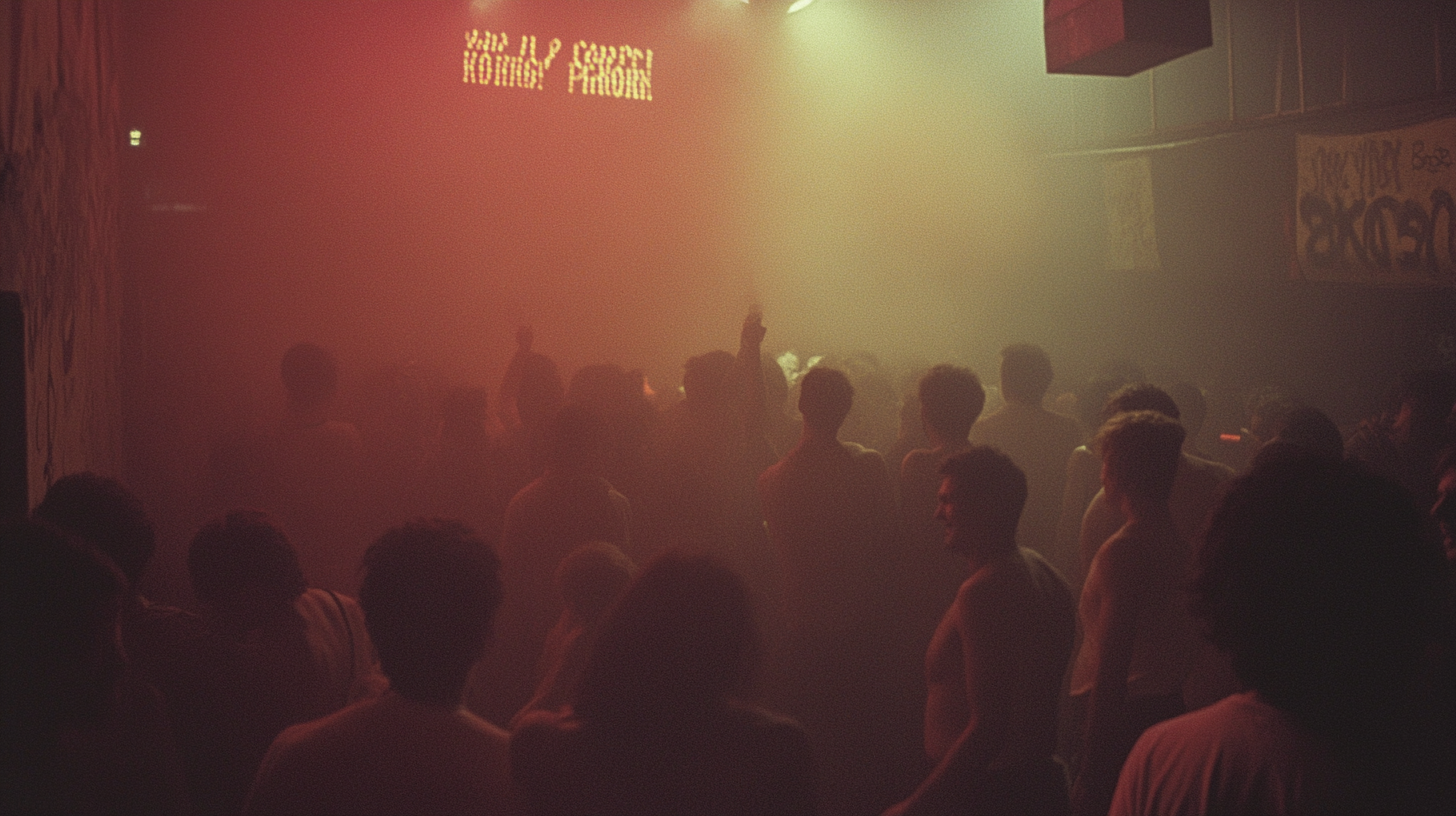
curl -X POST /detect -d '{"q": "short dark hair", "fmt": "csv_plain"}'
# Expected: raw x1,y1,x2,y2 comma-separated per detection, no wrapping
360,518,502,704
189,511,306,626
1096,411,1184,505
34,472,155,587
798,366,854,433
574,552,757,726
1102,383,1180,424
939,446,1027,544
919,365,985,441
2,518,126,730
999,344,1054,405
1194,458,1446,727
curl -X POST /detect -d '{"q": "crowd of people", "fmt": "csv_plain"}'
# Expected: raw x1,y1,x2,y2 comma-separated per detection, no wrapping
5,311,1455,815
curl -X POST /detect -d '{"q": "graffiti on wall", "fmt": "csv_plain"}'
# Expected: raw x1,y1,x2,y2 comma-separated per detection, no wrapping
1296,117,1456,286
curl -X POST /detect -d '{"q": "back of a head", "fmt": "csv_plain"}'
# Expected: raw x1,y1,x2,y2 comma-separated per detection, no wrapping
682,350,737,409
999,344,1054,406
555,542,636,622
1096,410,1185,505
1165,380,1209,439
280,342,339,410
798,366,854,434
34,472,155,588
574,552,756,726
918,364,985,442
544,401,608,472
1195,458,1446,726
361,518,502,704
1102,383,1180,424
2,518,126,731
188,511,306,629
940,446,1028,545
1271,406,1344,463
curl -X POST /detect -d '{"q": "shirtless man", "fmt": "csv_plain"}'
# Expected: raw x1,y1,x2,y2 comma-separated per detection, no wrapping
1071,411,1195,816
886,447,1077,816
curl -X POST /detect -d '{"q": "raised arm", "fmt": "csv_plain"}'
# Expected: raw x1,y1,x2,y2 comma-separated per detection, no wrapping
737,309,776,473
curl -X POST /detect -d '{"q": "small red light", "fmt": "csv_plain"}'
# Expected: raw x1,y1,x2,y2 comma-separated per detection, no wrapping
1219,433,1242,442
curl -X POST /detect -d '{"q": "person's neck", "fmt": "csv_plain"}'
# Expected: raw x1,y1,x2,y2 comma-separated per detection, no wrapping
927,430,967,452
799,425,840,447
393,686,467,710
1122,497,1175,527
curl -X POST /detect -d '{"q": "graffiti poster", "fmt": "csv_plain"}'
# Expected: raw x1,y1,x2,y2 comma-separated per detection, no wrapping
1296,117,1456,286
1105,156,1160,271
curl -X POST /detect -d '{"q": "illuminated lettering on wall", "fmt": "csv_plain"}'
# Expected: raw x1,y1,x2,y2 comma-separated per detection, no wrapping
463,31,561,90
568,42,652,101
462,31,652,101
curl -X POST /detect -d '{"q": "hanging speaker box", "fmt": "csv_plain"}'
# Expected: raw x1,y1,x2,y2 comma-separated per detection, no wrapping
1045,0,1213,77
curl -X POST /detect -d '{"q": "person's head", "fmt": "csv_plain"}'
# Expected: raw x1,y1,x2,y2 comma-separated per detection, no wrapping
360,519,502,706
999,344,1054,406
188,511,306,631
2,519,126,732
1101,383,1180,424
1246,390,1297,445
1392,369,1456,443
280,342,339,411
1096,411,1185,510
918,364,985,444
573,552,757,727
798,366,854,436
1269,406,1344,463
33,472,155,589
556,542,636,624
543,401,608,473
936,446,1027,559
681,350,738,410
1194,458,1447,729
1165,380,1209,439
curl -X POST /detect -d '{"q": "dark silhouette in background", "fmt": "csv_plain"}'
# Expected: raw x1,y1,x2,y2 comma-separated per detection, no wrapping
511,552,815,816
246,518,513,816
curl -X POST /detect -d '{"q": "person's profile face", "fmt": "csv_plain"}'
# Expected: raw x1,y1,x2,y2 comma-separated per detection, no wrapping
936,477,978,557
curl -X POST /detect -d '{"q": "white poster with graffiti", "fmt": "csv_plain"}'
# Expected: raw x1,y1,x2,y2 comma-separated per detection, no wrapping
1296,117,1456,286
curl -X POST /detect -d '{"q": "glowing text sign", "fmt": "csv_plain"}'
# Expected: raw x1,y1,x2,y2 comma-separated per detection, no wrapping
463,31,652,101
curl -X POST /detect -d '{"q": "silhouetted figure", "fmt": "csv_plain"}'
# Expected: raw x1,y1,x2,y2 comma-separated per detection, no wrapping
33,472,211,726
1055,378,1149,570
183,511,385,815
1111,457,1454,815
1163,381,1212,460
900,364,987,635
1071,412,1197,816
1074,386,1232,592
1250,405,1345,468
512,542,637,728
246,519,514,816
2,518,188,815
647,312,776,589
1346,369,1456,510
758,366,901,815
970,344,1083,571
511,552,815,816
885,448,1076,816
424,386,506,537
567,364,658,544
497,326,567,499
272,342,365,594
475,402,631,724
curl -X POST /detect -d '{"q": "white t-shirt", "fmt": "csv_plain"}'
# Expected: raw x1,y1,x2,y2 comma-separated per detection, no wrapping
1110,692,1346,816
